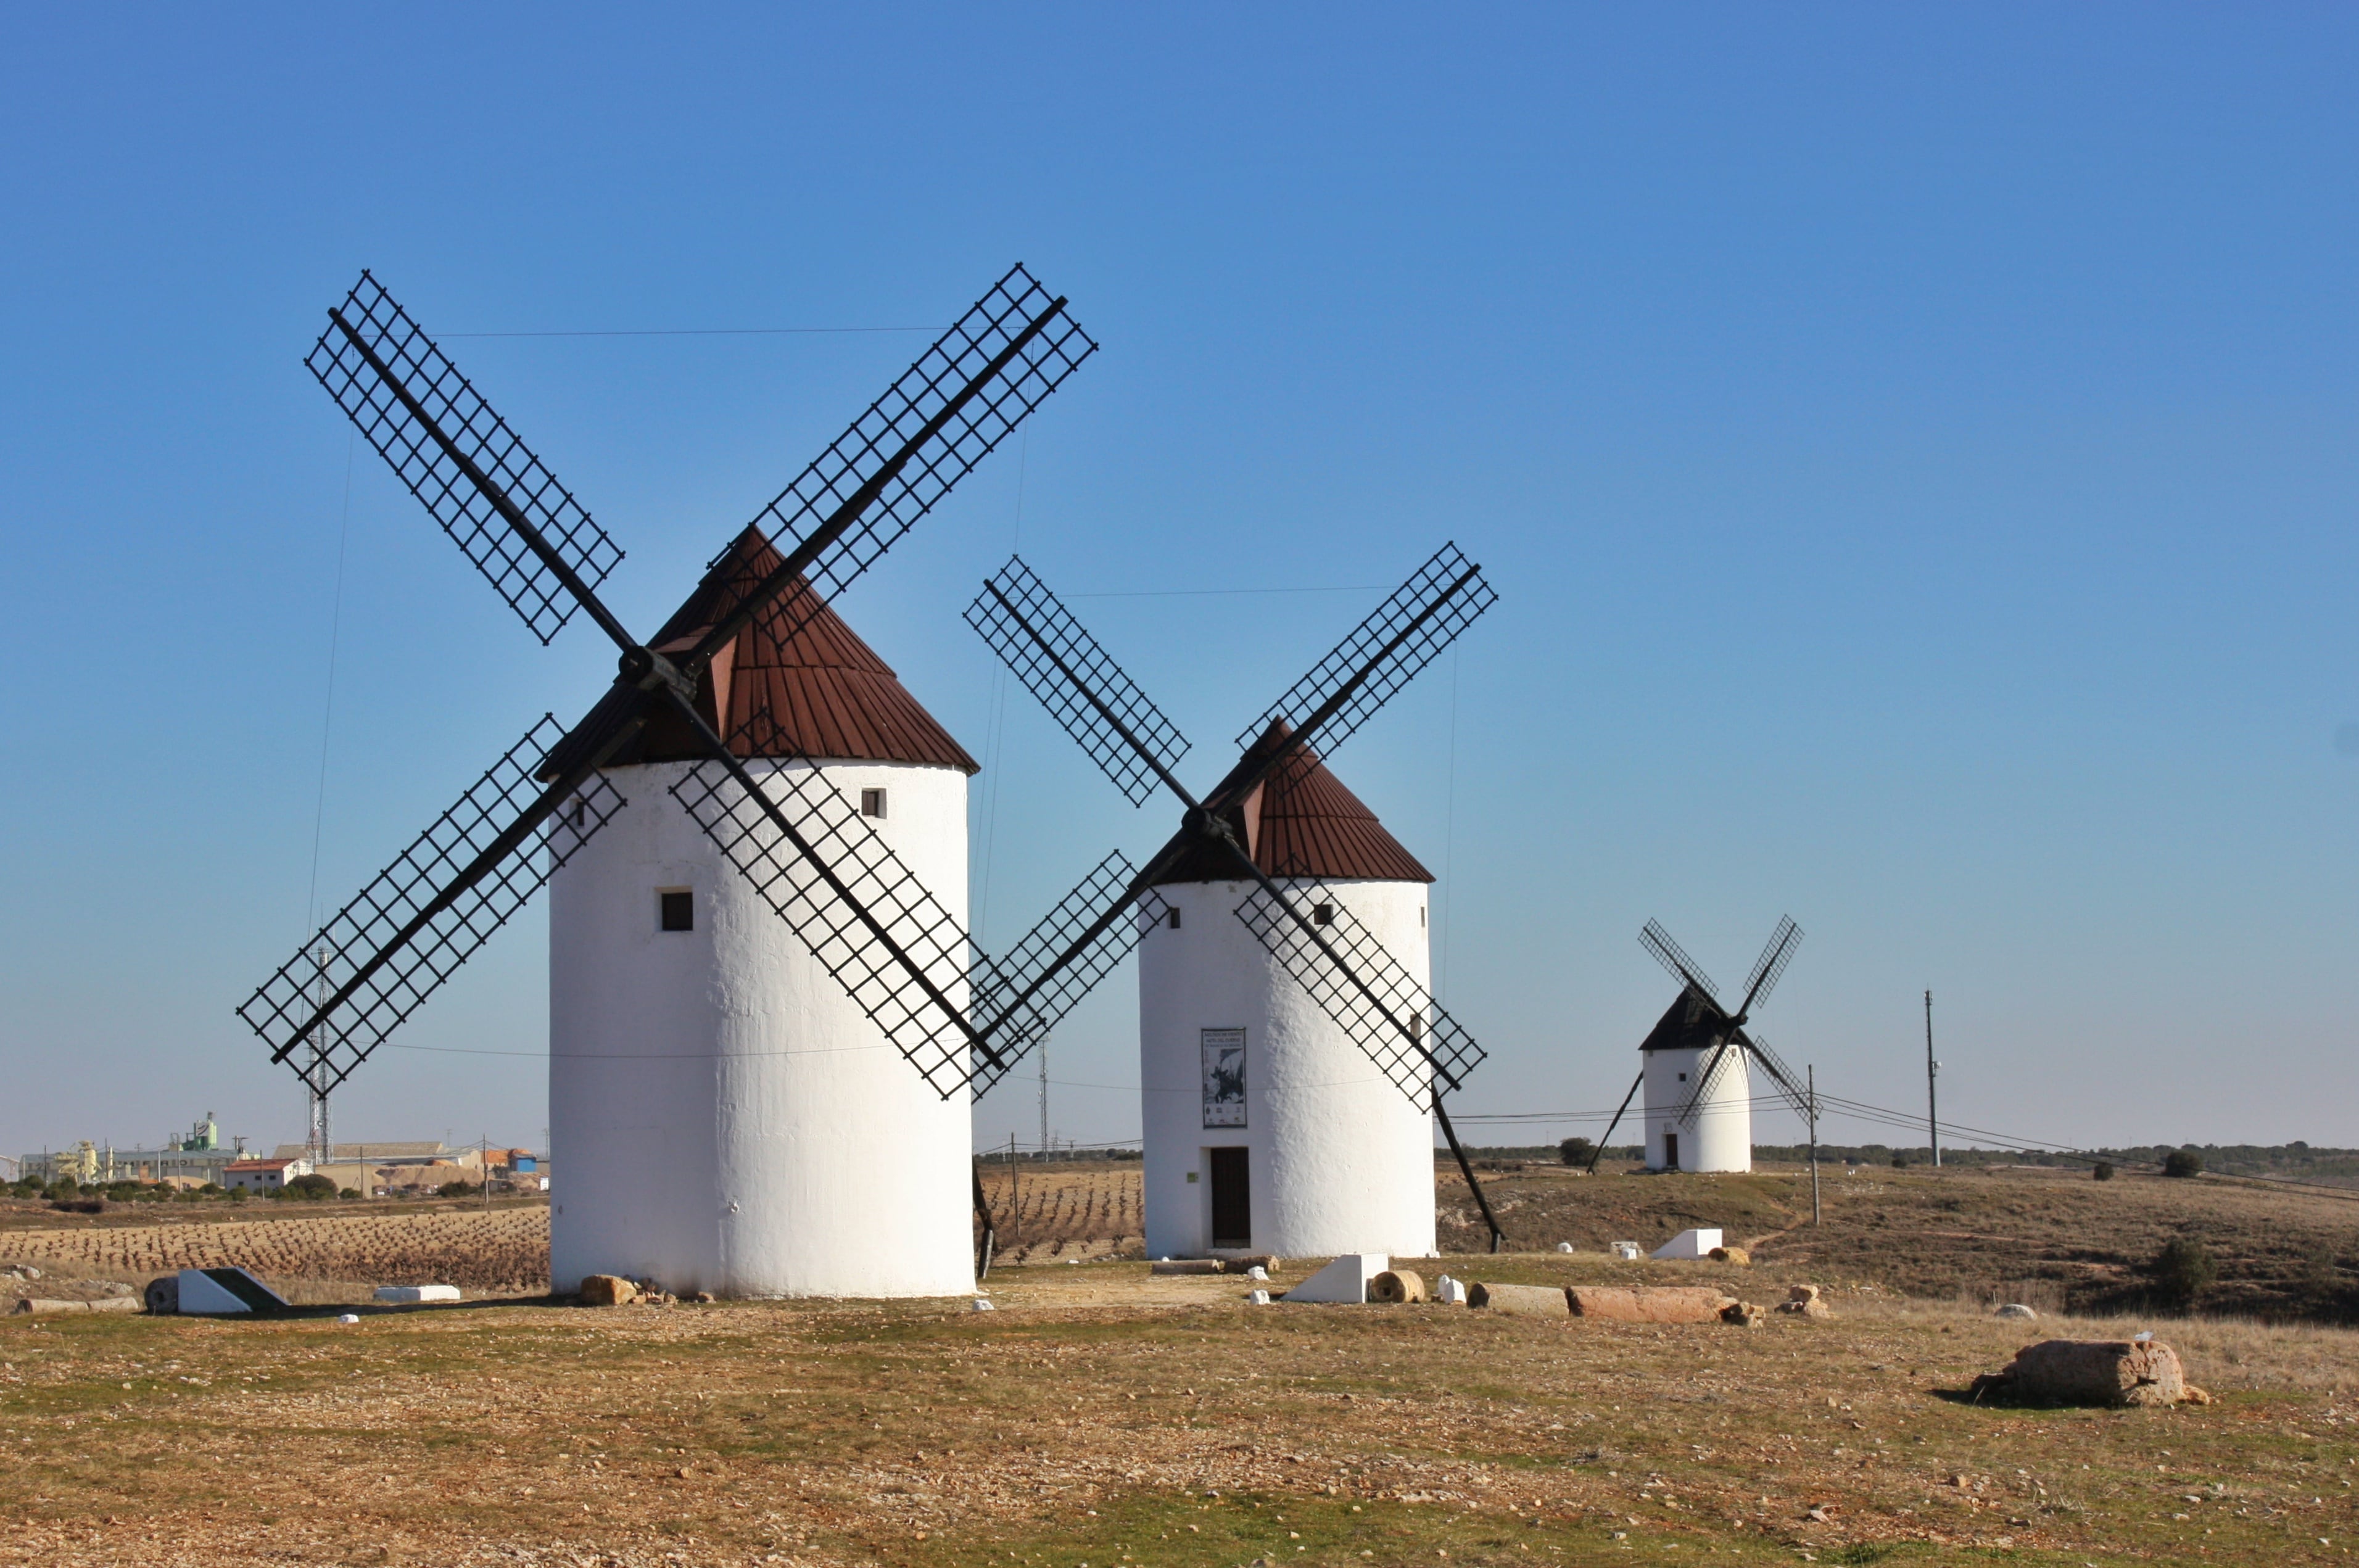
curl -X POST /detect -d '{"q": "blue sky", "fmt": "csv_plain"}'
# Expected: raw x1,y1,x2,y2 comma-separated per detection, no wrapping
2,6,2354,1163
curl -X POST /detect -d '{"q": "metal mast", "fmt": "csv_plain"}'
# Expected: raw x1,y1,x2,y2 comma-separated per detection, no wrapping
1925,988,1940,1168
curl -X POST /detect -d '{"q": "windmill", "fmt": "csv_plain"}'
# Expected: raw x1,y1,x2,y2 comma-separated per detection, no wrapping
1590,917,1808,1174
236,265,1144,1297
964,547,1510,1256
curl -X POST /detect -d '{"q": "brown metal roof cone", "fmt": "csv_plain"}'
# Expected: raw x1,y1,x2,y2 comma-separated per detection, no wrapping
626,526,978,773
1152,719,1432,885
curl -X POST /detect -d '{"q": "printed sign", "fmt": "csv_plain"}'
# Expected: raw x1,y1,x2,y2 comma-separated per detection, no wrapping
1200,1028,1246,1128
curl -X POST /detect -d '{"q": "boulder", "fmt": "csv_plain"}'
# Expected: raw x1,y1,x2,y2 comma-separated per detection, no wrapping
1708,1245,1751,1266
1434,1274,1470,1306
1151,1259,1226,1276
1609,1242,1641,1261
1995,1303,2038,1321
1370,1269,1426,1305
1568,1286,1736,1324
1973,1339,2206,1408
1468,1282,1572,1317
579,1274,639,1307
1721,1301,1766,1327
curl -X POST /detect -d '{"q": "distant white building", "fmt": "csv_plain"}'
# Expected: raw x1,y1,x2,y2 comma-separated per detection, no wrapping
222,1157,312,1194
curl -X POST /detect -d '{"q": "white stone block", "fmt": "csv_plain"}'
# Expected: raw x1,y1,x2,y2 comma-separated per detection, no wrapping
1609,1242,1641,1261
175,1268,288,1315
1284,1253,1388,1304
1434,1274,1469,1305
1650,1228,1723,1261
373,1285,462,1303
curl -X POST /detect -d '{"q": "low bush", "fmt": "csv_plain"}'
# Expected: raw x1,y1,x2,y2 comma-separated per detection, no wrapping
2163,1149,2204,1179
1557,1137,1593,1166
2092,1161,2115,1181
437,1180,477,1199
283,1173,339,1201
2152,1235,2217,1308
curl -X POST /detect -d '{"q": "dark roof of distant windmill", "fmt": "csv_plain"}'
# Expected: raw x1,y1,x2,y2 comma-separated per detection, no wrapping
1638,988,1730,1053
1150,720,1432,886
546,526,978,777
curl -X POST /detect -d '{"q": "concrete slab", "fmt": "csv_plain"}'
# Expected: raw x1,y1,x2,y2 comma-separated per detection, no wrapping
1284,1253,1388,1304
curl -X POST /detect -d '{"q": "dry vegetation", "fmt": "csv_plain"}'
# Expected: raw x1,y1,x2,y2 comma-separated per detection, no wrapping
6,1165,2359,1564
0,1199,549,1297
977,1160,1141,1265
6,1258,2359,1568
1434,1160,2359,1323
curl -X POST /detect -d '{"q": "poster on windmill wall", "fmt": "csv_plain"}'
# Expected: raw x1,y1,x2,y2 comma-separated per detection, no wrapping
1201,1028,1246,1128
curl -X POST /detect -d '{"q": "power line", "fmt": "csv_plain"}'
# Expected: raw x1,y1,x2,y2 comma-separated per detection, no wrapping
439,325,930,339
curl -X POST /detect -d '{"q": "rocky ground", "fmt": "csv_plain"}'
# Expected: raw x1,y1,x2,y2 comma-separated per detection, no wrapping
4,1254,2358,1567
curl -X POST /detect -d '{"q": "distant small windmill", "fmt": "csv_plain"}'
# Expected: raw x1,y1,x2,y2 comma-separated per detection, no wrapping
965,547,1508,1255
237,265,1137,1297
1592,917,1809,1174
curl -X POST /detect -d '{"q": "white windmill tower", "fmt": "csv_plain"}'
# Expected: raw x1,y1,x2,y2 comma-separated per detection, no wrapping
547,534,980,1297
1592,918,1809,1174
964,547,1511,1260
240,267,1114,1298
1137,724,1441,1257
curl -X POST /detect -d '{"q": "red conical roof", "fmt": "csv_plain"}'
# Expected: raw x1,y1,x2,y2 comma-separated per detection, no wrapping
628,527,978,773
1150,721,1432,885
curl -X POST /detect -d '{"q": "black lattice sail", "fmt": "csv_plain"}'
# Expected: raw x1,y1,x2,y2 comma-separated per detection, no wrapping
742,263,1097,647
1233,881,1485,1100
236,717,624,1092
308,273,626,645
972,853,1168,1089
965,556,1191,806
667,708,983,1098
1234,542,1497,754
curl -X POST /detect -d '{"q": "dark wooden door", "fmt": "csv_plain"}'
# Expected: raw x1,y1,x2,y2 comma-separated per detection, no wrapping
1664,1131,1680,1171
1208,1147,1250,1247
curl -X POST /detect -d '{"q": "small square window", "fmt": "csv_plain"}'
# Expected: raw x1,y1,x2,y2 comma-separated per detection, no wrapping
659,890,693,932
1677,1071,1688,1082
860,788,888,820
1167,906,1182,930
1312,902,1334,926
568,798,587,828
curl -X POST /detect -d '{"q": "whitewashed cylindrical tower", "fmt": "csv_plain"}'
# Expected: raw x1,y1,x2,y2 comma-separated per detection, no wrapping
548,529,980,1299
1139,729,1437,1260
1637,992,1753,1173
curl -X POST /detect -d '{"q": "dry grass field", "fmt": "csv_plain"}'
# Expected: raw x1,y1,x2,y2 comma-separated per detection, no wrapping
6,1164,2359,1565
0,1200,550,1297
5,1256,2359,1568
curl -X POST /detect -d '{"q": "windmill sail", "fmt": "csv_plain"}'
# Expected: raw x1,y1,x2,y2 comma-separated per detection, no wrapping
237,717,625,1090
308,273,626,645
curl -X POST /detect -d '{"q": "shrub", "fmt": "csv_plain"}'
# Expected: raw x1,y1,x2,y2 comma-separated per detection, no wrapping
2092,1161,2115,1181
339,1187,361,1200
2163,1150,2204,1179
1557,1137,1593,1167
1890,1153,1909,1168
284,1173,338,1201
228,1187,247,1202
2151,1236,2216,1307
436,1180,477,1199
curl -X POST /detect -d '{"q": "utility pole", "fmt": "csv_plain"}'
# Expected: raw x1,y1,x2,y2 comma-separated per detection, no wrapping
1008,1132,1020,1247
1808,1064,1821,1225
1925,989,1940,1168
1038,1043,1049,1162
